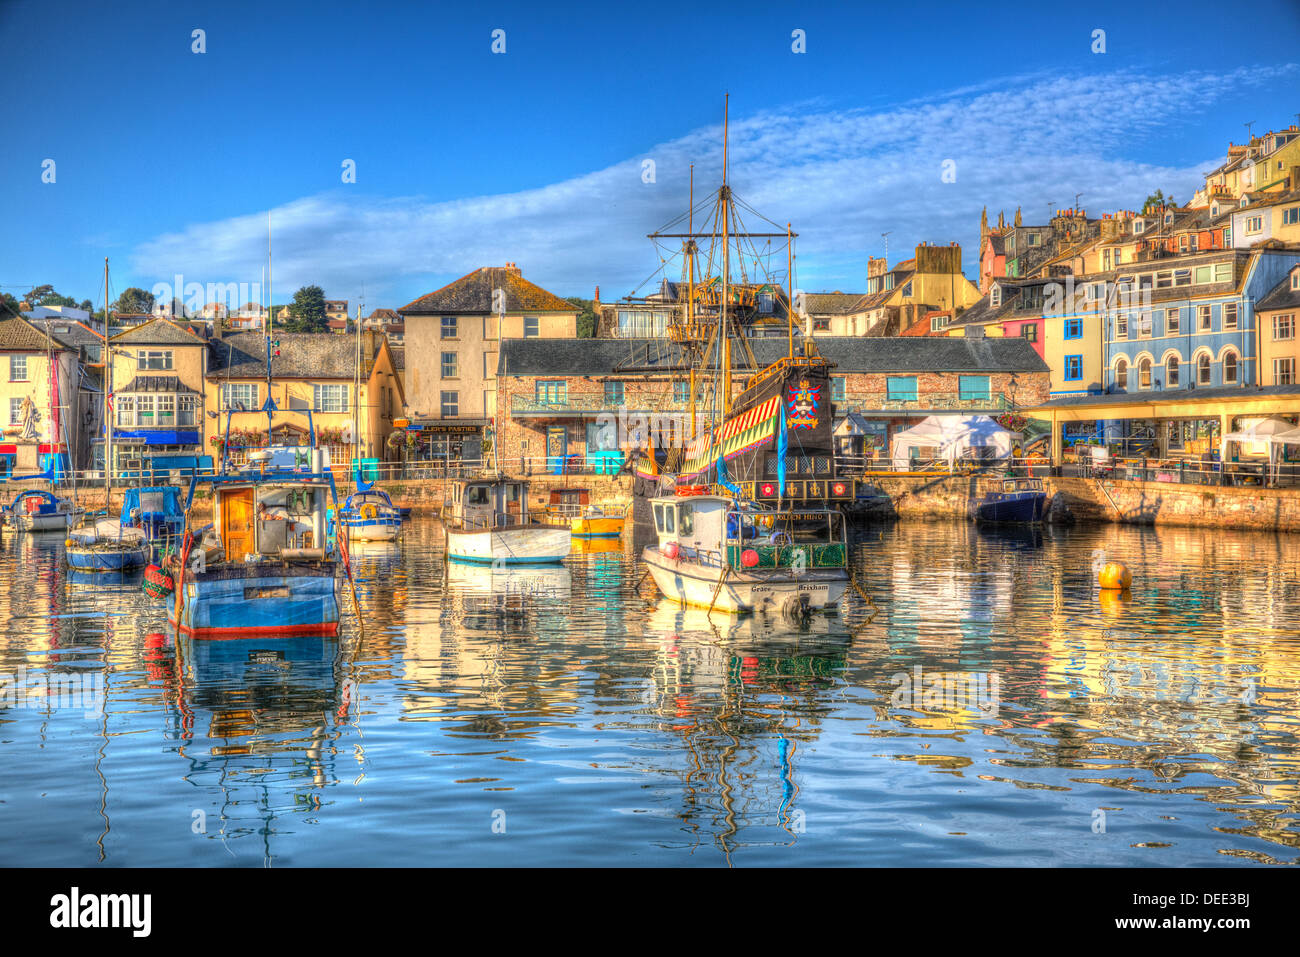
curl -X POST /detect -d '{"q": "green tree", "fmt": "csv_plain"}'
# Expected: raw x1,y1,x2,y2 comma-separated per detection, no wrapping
24,284,77,307
1142,189,1176,213
113,287,155,315
1,293,24,318
284,285,327,333
565,296,598,338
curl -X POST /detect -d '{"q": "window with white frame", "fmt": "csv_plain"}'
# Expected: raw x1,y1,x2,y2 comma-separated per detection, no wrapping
9,397,23,424
1166,308,1179,334
1166,355,1180,387
1116,313,1128,339
1136,312,1152,338
1283,206,1299,226
440,390,458,417
1198,305,1212,331
1224,303,1238,330
221,382,259,410
313,384,349,413
1275,357,1295,386
441,316,458,339
9,356,28,382
137,350,173,370
1114,358,1128,390
441,351,458,378
1224,352,1238,383
1245,215,1264,234
1138,357,1152,389
1275,314,1296,340
1197,354,1212,385
179,394,199,426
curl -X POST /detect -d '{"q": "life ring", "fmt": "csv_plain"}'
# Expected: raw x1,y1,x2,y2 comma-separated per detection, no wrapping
361,504,377,519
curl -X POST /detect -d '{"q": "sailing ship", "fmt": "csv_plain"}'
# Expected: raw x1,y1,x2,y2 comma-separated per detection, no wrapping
625,98,854,510
442,476,570,564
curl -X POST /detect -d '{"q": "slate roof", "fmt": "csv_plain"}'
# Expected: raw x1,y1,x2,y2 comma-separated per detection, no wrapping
109,318,207,346
26,317,103,350
498,335,1048,377
400,267,576,315
209,332,378,380
1257,268,1300,312
802,293,868,315
0,316,69,350
120,374,200,395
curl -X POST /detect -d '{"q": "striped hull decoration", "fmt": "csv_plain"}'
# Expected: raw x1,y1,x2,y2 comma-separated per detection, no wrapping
679,396,781,477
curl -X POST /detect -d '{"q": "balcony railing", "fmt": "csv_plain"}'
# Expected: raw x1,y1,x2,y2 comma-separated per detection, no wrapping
510,393,691,415
838,392,1013,414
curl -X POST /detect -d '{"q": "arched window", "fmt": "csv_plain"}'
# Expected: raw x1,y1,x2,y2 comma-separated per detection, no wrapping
1166,355,1180,387
1223,352,1238,384
1198,353,1212,385
1115,358,1128,391
1139,357,1153,390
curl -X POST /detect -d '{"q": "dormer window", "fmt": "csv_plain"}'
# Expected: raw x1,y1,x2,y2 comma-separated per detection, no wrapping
1134,220,1145,235
1292,268,1300,291
1164,212,1174,225
990,284,1002,307
867,276,880,294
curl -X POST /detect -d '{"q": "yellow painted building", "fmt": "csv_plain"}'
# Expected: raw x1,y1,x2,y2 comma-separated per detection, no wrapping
104,318,211,473
0,317,94,473
206,330,404,472
1257,264,1300,386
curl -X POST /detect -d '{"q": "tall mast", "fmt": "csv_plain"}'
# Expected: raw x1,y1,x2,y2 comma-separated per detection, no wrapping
787,223,794,361
103,257,112,499
687,164,695,438
353,302,362,475
267,211,273,338
721,94,731,418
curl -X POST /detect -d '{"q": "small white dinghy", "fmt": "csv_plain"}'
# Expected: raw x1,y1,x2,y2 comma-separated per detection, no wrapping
443,477,570,565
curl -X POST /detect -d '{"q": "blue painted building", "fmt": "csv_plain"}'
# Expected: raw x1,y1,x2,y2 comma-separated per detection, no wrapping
1105,249,1300,395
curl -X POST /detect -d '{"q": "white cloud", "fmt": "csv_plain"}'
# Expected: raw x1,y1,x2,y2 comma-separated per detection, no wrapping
130,64,1297,306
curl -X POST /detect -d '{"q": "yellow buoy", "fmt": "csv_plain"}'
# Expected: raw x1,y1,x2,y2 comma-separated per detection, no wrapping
1098,561,1132,590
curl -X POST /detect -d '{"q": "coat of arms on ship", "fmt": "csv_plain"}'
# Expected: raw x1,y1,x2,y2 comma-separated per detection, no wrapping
786,378,820,431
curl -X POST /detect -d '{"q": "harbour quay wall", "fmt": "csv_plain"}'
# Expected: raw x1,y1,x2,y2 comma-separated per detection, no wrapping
858,473,1300,532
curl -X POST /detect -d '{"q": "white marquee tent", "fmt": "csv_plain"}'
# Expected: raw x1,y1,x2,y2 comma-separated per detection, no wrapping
889,415,1020,471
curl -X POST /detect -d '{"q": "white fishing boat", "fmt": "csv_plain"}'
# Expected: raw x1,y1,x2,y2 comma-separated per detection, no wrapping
442,477,570,565
641,491,849,615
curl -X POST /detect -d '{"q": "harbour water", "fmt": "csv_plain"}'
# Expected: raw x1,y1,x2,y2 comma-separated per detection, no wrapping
2,516,1298,866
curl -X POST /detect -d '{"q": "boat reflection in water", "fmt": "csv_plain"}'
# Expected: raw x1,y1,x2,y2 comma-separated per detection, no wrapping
166,630,352,863
445,561,571,632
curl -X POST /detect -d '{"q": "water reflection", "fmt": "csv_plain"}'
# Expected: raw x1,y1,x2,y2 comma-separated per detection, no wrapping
1,517,1298,865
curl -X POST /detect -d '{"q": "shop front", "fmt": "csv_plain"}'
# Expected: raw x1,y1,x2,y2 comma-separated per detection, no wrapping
405,420,486,469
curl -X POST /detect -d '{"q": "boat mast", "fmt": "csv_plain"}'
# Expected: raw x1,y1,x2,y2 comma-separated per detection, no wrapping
353,302,362,479
687,164,696,439
787,223,794,361
103,257,112,500
721,94,731,419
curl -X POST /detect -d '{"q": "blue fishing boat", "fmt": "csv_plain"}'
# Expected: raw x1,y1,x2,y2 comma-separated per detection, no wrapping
2,488,84,533
337,484,402,542
165,450,348,639
65,486,186,571
974,477,1047,525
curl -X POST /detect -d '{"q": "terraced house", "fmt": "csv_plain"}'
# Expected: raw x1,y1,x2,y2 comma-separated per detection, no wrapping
206,330,403,472
398,264,577,466
102,318,210,475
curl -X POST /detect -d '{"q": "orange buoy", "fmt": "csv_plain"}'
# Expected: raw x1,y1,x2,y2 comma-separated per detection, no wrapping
1098,561,1132,591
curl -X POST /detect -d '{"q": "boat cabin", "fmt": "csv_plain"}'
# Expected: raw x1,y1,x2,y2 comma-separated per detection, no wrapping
213,481,329,562
547,488,591,517
120,486,186,541
449,479,532,530
651,494,847,570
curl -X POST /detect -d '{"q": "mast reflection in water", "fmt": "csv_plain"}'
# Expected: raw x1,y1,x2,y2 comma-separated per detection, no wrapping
1,516,1299,866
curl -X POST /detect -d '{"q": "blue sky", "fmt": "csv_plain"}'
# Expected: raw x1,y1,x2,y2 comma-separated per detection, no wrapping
3,0,1299,312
